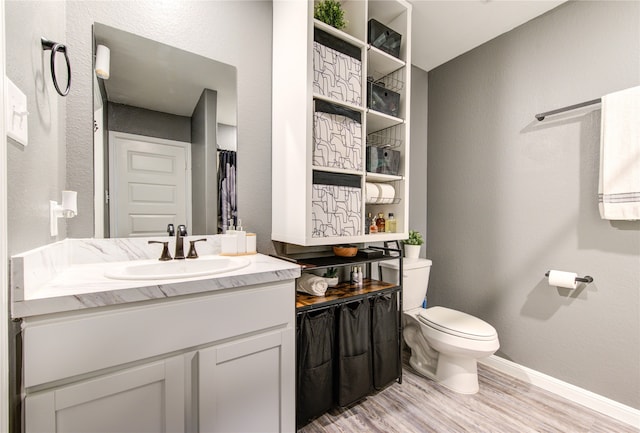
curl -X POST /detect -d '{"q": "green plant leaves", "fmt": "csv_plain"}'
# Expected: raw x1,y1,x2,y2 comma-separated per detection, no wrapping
314,0,347,30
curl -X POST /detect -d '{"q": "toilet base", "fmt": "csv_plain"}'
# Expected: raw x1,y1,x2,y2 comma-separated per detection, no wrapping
435,354,480,394
409,352,480,395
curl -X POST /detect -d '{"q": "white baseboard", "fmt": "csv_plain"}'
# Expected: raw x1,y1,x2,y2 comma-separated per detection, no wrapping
479,355,640,429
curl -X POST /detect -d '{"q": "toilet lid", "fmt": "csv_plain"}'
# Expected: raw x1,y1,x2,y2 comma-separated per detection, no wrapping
418,306,497,341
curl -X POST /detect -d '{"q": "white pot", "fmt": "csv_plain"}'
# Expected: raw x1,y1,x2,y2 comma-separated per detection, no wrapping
404,244,421,259
324,277,339,287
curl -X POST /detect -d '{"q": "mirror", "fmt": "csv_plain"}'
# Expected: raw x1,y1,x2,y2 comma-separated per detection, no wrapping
93,23,237,238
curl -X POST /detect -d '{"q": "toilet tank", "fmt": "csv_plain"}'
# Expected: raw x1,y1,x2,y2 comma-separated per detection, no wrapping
380,259,432,311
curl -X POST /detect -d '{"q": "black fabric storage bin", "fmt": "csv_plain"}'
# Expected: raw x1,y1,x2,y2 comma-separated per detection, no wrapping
336,298,372,407
368,19,402,58
297,309,335,427
367,81,400,117
371,294,400,390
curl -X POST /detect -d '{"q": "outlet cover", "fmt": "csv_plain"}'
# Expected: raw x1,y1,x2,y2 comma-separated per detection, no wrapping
6,78,28,146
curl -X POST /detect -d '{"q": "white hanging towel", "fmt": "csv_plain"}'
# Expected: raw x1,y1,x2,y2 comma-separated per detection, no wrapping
598,85,640,220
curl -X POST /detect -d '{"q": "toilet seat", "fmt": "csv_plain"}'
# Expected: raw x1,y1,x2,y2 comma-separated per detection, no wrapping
418,306,497,341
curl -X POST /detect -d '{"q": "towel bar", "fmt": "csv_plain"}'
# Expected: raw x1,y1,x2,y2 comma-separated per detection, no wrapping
535,98,601,121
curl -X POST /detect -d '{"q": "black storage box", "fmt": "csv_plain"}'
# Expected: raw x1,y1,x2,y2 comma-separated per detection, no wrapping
356,248,384,259
366,146,401,176
368,19,402,58
367,81,400,117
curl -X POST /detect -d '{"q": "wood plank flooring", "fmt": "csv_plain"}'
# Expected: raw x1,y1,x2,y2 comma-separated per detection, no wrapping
299,354,638,433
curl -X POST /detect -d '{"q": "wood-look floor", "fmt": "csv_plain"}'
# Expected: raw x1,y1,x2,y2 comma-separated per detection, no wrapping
299,353,638,433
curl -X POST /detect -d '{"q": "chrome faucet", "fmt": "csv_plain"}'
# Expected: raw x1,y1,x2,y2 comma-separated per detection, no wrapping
174,224,187,259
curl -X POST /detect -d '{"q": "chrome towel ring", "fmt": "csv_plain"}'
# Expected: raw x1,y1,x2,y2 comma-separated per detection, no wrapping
41,37,71,97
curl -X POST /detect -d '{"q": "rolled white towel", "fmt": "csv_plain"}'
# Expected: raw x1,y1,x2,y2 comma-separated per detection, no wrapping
365,182,380,204
296,273,329,296
378,183,395,204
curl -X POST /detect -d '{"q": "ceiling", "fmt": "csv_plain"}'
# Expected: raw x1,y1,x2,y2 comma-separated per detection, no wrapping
410,0,566,71
93,2,566,119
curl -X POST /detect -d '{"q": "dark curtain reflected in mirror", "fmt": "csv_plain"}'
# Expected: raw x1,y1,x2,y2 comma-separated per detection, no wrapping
218,150,237,231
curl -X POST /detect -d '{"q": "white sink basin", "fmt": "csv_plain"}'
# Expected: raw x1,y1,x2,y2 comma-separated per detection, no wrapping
104,255,250,280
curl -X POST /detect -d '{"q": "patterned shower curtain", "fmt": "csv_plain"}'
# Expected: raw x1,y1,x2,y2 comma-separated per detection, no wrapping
218,150,237,232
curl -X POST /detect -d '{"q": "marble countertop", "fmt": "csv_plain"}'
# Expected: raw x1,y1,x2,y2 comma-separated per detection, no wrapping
11,238,301,319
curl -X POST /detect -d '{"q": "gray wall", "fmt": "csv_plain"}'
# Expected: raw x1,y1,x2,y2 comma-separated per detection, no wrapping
427,1,640,408
108,103,191,142
6,1,67,256
191,89,218,235
408,65,428,256
6,1,272,254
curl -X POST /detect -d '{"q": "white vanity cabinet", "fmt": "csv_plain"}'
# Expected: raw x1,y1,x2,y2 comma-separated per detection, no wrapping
21,280,296,433
25,356,186,433
197,328,294,432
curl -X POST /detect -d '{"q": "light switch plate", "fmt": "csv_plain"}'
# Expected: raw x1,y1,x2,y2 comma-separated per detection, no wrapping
6,78,28,146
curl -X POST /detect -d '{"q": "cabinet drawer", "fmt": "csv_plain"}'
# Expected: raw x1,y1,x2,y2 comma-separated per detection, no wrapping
23,281,295,388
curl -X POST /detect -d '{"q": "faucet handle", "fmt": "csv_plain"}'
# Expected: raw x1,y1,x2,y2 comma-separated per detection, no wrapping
187,238,207,259
178,224,187,236
167,224,175,236
148,240,172,261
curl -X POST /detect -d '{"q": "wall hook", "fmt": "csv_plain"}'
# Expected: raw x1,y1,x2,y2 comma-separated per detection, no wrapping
41,37,71,97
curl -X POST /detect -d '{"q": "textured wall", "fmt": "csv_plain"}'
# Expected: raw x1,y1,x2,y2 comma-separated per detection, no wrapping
408,66,428,257
108,103,191,143
64,1,273,251
427,1,640,408
5,1,67,256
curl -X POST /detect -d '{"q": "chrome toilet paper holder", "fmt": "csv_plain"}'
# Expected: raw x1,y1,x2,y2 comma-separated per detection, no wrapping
545,271,593,284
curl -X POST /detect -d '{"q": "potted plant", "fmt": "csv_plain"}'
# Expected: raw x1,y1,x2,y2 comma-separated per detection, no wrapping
403,230,424,259
322,267,340,287
314,0,347,30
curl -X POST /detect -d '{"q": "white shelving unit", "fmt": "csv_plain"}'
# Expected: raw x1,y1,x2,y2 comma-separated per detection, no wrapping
272,0,412,246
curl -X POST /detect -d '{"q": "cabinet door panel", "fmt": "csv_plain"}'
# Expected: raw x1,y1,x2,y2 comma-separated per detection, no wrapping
198,329,294,433
25,356,184,433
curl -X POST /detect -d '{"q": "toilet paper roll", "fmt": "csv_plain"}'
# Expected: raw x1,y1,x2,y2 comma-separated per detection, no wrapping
377,183,396,204
548,270,577,289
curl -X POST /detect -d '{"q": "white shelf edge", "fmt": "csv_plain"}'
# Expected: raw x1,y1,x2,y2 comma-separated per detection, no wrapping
312,166,363,176
313,19,366,48
365,172,404,182
367,45,405,78
313,93,365,113
366,109,405,132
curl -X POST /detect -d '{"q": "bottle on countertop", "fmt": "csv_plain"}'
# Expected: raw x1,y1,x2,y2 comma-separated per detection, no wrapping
235,218,247,254
385,212,396,233
376,213,385,233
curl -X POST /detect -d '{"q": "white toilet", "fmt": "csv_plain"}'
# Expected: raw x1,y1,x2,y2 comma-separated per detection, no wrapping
380,259,499,394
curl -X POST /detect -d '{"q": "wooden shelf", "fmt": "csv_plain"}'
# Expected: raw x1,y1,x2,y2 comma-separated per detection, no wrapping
296,278,398,310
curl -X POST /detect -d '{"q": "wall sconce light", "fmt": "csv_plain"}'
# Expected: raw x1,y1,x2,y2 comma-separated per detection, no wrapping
95,44,110,79
50,190,78,236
